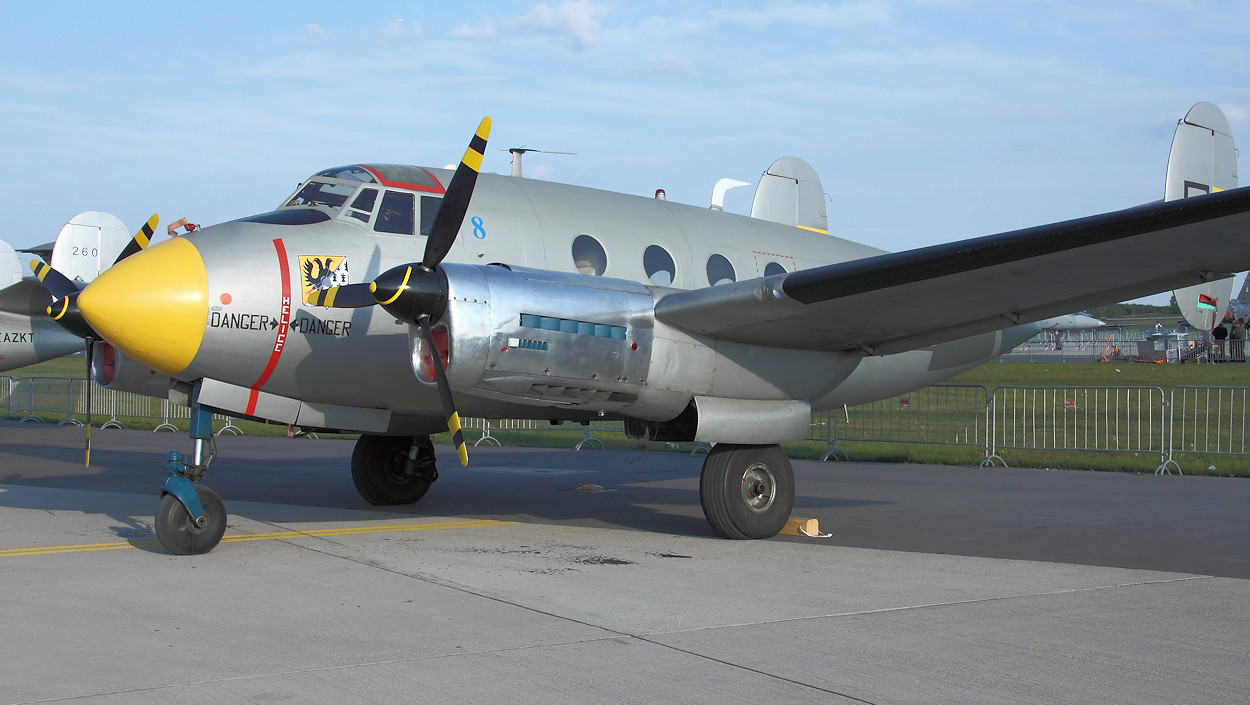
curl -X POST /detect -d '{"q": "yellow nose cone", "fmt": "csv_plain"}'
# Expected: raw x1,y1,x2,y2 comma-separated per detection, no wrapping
78,237,208,377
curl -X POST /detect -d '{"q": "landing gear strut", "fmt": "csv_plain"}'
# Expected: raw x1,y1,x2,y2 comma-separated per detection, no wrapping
351,434,439,505
699,443,794,539
154,390,228,555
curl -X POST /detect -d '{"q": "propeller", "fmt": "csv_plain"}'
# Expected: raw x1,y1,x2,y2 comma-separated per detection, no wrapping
306,117,492,466
29,214,159,465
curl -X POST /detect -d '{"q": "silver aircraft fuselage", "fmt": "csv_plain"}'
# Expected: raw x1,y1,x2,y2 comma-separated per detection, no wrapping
79,165,1032,435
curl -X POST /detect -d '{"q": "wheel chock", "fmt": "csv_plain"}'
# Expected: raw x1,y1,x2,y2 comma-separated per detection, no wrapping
779,517,831,538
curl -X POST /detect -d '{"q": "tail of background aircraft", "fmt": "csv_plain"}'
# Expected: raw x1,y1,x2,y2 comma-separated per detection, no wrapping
1,239,22,288
0,211,135,373
48,211,132,286
1169,102,1240,329
750,156,829,234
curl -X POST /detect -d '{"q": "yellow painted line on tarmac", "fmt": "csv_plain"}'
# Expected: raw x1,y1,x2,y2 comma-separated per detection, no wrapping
0,519,514,558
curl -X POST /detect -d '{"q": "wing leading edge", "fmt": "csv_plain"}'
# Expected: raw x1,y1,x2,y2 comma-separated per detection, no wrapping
654,187,1250,354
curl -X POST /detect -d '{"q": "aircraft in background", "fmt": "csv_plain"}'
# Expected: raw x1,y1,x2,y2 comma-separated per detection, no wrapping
24,110,1250,555
1168,102,1240,330
1033,313,1107,331
0,212,146,372
1223,275,1250,320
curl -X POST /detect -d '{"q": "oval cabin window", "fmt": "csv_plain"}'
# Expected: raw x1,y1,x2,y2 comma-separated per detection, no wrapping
572,234,607,276
644,245,676,286
707,254,736,286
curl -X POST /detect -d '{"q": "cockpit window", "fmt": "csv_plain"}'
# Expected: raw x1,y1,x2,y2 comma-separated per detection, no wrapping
419,195,441,236
285,180,355,211
374,191,415,235
349,188,378,223
314,165,378,183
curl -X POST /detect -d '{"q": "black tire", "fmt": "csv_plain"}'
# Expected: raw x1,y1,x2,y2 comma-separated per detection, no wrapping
699,444,794,539
351,434,436,505
155,485,227,555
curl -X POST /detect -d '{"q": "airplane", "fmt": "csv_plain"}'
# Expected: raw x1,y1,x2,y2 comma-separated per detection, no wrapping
28,112,1250,556
1168,102,1239,330
1033,313,1106,331
1225,275,1250,320
0,212,148,372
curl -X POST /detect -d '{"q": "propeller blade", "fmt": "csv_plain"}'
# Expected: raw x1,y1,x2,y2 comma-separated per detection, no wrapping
422,116,491,271
303,283,376,308
417,318,467,467
84,338,94,467
113,214,160,264
29,260,78,300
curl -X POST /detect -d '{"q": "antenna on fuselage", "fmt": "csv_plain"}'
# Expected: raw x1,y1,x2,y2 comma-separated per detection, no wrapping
506,147,576,178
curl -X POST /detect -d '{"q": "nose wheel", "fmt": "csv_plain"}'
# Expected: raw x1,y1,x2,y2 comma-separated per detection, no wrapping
155,484,227,555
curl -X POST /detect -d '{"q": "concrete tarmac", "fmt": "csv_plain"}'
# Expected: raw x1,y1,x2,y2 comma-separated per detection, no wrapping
1,422,1248,704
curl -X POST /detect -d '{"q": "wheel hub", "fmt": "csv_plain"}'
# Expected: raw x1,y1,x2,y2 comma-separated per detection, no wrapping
739,462,777,513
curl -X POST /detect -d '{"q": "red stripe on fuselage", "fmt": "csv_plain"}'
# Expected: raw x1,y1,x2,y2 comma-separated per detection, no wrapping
247,239,292,415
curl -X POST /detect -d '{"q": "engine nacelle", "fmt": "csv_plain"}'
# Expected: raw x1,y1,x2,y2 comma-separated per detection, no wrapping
412,263,692,420
92,342,170,398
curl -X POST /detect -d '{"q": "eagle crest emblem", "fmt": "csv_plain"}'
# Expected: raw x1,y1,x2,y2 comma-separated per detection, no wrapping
298,255,349,306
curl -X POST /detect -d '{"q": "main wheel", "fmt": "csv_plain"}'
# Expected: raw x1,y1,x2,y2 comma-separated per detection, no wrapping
351,434,437,505
155,485,227,555
699,444,794,539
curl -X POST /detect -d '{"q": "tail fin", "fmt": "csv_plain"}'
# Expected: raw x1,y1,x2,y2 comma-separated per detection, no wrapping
49,211,131,286
1168,102,1239,329
750,157,829,234
0,239,21,289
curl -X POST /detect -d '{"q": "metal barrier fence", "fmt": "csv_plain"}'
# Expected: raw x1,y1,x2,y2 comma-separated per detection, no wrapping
4,376,1250,474
466,417,626,450
985,386,1167,470
824,385,990,461
3,377,236,436
1165,387,1250,473
0,376,12,419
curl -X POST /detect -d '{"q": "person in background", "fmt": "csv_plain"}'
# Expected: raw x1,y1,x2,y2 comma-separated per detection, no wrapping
167,217,199,237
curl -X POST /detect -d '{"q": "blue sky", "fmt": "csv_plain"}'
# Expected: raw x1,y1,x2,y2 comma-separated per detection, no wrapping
1,2,1246,302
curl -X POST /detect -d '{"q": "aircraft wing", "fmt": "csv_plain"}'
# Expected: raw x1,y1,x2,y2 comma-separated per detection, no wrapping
0,279,52,317
654,188,1250,354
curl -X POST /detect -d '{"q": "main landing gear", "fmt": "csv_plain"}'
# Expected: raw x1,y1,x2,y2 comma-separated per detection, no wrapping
154,395,227,555
699,443,794,539
351,434,439,506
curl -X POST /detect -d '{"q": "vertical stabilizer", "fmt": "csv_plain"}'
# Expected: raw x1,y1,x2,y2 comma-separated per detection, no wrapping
1168,103,1239,329
750,157,829,234
0,240,21,289
50,212,130,285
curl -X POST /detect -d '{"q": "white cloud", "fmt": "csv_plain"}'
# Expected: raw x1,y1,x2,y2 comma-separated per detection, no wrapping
303,24,327,37
509,1,608,51
382,18,422,38
714,2,892,28
449,22,498,42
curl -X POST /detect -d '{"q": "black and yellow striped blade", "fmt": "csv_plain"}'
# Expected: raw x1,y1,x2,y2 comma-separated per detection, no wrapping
113,214,159,264
29,260,79,299
303,283,376,308
418,318,467,467
422,116,491,271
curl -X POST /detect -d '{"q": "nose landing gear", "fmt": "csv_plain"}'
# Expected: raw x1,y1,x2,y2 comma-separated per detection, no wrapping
153,390,228,555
